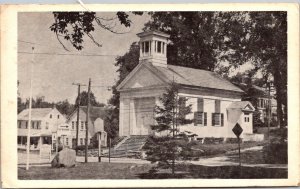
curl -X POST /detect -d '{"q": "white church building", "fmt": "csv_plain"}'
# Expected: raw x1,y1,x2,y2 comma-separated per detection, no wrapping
117,31,257,140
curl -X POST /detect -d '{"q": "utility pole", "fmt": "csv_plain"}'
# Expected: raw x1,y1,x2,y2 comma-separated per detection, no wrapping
26,47,34,171
72,83,85,155
85,78,91,163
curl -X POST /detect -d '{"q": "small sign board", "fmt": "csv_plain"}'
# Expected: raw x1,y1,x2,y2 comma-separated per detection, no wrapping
232,123,243,138
94,118,104,133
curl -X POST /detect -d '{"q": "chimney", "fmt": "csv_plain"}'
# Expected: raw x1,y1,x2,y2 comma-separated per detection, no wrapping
137,31,170,67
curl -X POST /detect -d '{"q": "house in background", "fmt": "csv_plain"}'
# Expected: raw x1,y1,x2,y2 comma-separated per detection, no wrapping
66,106,107,148
116,31,258,141
17,107,66,150
236,83,282,123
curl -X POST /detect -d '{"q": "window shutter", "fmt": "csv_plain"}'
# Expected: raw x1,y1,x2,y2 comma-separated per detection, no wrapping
212,113,215,126
178,97,186,120
215,100,221,113
197,98,204,112
194,112,197,126
204,112,207,126
221,113,224,126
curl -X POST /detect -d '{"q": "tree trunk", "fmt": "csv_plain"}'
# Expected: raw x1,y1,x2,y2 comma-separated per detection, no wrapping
273,69,285,128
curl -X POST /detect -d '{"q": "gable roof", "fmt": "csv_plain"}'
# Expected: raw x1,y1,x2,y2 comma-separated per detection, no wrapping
67,106,105,123
18,108,54,120
227,101,255,111
80,106,105,122
117,62,244,93
155,64,243,92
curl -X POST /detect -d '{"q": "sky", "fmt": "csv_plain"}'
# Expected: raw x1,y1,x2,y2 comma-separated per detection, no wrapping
18,12,150,104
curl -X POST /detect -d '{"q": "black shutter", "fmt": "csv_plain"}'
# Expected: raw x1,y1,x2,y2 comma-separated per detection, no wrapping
204,112,207,126
221,113,224,126
212,113,215,126
194,112,197,126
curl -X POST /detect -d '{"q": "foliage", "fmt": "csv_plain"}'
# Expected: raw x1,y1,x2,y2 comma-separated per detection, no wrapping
253,110,264,128
56,99,75,116
145,12,287,127
50,12,143,50
144,12,219,71
107,42,140,137
17,96,55,113
263,140,287,164
144,82,193,175
263,128,287,164
103,106,119,140
75,91,105,107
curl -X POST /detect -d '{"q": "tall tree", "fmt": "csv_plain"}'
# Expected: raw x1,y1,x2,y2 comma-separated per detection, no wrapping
75,91,104,107
145,12,218,71
107,42,140,136
215,12,287,127
145,11,287,127
143,82,193,176
56,99,75,116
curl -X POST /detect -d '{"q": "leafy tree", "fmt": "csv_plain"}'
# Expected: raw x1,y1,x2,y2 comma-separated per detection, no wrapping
107,42,140,137
50,12,143,50
145,11,287,127
214,12,287,127
144,12,218,71
75,91,105,107
103,105,119,140
56,99,75,116
143,82,193,176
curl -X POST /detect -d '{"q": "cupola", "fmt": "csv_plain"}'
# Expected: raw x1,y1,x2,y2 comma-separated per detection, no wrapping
137,31,170,67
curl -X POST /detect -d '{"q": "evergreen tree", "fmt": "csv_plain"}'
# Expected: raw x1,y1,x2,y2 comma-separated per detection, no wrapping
144,82,193,176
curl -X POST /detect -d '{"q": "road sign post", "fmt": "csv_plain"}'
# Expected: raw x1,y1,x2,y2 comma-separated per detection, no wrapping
98,132,102,162
232,123,243,167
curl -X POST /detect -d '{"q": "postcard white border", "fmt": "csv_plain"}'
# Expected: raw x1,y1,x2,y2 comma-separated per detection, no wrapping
1,3,299,188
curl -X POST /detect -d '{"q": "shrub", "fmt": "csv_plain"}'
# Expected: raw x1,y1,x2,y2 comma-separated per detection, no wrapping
225,138,243,143
203,137,224,144
270,128,287,140
263,140,287,164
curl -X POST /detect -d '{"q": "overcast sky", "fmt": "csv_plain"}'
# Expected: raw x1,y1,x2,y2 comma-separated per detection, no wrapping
18,12,150,104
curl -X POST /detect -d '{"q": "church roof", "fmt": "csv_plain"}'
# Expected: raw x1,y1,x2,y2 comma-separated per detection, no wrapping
151,63,244,93
18,108,53,120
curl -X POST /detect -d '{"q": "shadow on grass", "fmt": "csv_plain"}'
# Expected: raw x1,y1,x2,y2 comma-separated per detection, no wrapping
138,164,287,179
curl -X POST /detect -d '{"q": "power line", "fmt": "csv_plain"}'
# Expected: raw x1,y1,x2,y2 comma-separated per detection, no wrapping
18,51,118,57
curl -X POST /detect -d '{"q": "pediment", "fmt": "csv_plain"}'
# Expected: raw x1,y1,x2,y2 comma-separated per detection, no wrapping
119,64,165,90
243,104,255,112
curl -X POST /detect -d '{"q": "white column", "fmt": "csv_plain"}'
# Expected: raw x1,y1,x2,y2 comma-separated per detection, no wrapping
130,99,136,135
139,42,143,57
119,98,124,136
164,42,167,56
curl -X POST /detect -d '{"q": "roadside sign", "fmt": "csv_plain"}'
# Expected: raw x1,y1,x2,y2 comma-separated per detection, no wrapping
232,123,243,138
232,123,243,168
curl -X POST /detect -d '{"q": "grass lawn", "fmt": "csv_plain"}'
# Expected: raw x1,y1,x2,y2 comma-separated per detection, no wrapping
138,163,287,179
227,149,265,164
18,162,153,180
18,161,287,179
190,141,266,158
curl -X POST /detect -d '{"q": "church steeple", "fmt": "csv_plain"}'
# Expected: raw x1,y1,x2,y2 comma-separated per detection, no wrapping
137,31,170,67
